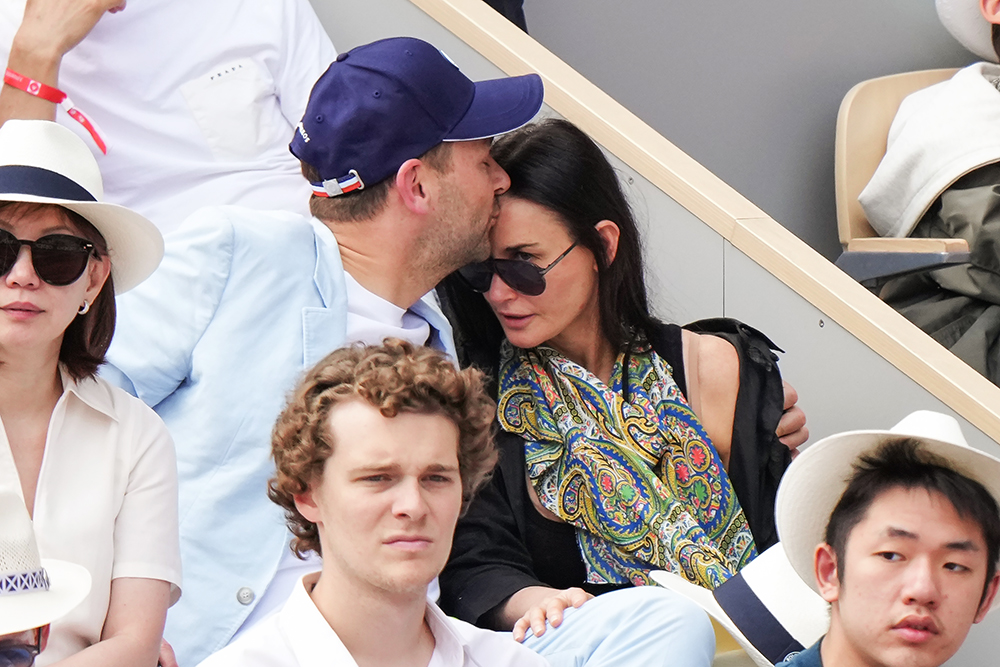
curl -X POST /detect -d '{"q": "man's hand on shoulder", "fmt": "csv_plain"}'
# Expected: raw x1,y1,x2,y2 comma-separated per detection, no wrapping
776,380,808,454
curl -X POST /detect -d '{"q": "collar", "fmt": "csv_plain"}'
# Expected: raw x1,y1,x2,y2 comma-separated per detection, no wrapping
277,575,470,667
59,366,119,422
309,217,348,311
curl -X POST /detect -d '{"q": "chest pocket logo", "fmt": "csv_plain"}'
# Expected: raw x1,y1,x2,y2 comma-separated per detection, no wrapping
180,58,283,162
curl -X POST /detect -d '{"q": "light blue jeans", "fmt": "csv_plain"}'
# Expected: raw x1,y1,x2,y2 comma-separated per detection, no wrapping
520,586,716,667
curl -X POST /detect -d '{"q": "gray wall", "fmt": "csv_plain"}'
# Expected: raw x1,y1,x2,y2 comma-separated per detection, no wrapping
523,0,978,259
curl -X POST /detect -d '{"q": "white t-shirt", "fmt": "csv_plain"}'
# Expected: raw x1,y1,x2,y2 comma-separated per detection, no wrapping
0,369,181,665
0,0,337,233
199,573,549,667
345,272,434,348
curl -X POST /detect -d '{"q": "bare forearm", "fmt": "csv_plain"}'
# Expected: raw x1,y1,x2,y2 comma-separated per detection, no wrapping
46,633,161,667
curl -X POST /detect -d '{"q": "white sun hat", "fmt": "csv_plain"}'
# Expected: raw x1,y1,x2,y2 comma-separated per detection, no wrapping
0,120,162,293
0,492,91,635
651,544,829,667
775,410,1000,612
936,0,998,62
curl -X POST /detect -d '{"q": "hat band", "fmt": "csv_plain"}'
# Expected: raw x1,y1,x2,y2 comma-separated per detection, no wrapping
714,571,805,664
0,165,98,203
0,567,50,595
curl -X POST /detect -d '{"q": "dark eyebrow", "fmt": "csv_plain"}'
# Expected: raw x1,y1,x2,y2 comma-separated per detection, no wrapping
885,527,919,540
884,527,980,552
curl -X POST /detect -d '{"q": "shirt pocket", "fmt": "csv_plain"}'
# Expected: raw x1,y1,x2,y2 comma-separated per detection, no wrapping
180,58,281,162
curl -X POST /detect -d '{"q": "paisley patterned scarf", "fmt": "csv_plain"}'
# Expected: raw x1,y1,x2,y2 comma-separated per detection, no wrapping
497,341,756,589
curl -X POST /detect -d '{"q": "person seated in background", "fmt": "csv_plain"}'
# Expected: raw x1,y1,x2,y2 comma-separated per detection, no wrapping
198,340,549,667
859,0,1000,386
437,118,808,667
773,410,1000,667
0,492,92,667
0,0,336,232
0,119,179,666
102,36,543,666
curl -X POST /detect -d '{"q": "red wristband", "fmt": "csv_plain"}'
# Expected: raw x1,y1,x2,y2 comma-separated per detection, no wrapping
3,68,107,154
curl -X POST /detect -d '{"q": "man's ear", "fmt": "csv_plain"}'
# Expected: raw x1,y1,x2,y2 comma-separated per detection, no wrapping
982,0,1000,25
815,543,841,604
293,488,321,524
593,220,620,266
974,573,1000,623
395,158,433,216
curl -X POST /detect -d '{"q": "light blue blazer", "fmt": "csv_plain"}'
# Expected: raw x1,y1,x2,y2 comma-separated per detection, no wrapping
105,206,454,666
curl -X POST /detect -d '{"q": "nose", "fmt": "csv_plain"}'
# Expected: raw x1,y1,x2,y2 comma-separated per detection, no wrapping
901,558,941,609
391,477,429,521
485,271,516,306
4,245,39,288
489,158,511,196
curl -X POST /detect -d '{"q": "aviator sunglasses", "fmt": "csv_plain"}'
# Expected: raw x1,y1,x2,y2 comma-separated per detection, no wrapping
0,229,94,286
0,628,42,667
458,242,578,296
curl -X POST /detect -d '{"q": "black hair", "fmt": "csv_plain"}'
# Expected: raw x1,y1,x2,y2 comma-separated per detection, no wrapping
489,118,659,351
825,438,1000,605
0,202,114,380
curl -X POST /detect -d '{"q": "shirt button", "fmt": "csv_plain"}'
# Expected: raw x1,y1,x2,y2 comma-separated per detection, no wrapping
236,587,255,606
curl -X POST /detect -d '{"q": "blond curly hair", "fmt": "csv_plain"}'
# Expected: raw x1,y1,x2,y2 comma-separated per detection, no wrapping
268,339,497,557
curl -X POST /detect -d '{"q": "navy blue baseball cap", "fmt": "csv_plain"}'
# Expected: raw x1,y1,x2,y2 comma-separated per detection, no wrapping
289,37,544,198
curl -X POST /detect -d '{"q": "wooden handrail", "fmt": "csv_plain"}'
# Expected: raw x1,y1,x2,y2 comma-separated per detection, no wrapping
407,0,1000,444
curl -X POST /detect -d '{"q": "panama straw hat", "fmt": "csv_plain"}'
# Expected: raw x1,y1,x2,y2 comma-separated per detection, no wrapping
936,0,998,62
651,544,829,667
0,492,91,635
776,410,1000,612
0,120,162,293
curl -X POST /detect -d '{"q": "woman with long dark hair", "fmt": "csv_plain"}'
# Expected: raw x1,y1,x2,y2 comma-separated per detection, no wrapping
439,118,806,667
0,120,178,666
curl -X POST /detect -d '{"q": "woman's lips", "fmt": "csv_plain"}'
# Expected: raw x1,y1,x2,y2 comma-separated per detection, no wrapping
497,312,533,329
2,302,42,320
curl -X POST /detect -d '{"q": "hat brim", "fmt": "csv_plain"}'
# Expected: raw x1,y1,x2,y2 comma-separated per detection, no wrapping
776,428,1000,610
651,570,772,667
0,193,164,294
444,73,544,141
936,0,998,63
0,558,91,635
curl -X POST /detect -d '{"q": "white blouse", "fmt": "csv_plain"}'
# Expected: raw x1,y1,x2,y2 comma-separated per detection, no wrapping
0,368,181,664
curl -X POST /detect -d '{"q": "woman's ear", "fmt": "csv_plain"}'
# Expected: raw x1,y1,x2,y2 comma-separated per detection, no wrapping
85,254,111,302
983,0,1000,24
594,220,620,266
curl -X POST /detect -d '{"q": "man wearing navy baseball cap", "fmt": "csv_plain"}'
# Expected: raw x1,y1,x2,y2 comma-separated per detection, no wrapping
103,36,543,666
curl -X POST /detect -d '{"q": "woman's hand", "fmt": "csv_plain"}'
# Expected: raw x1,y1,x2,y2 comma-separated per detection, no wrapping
505,586,594,642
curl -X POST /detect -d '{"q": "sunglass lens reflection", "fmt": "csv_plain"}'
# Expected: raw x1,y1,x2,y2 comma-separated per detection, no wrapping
0,646,38,667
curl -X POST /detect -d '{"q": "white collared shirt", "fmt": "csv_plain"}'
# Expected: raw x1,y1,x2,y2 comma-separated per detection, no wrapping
0,368,181,665
198,574,549,667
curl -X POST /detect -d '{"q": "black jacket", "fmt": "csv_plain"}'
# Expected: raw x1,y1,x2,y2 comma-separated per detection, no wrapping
439,319,790,626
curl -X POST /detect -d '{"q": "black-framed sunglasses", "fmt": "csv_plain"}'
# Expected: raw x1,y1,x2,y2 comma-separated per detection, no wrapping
458,242,578,296
0,229,94,286
0,627,42,667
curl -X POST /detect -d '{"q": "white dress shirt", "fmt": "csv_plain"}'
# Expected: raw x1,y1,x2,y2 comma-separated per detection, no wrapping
198,573,549,667
0,368,181,665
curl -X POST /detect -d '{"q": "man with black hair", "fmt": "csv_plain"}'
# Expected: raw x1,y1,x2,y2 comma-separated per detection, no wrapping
773,411,1000,667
